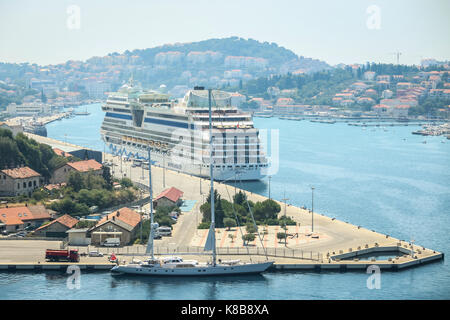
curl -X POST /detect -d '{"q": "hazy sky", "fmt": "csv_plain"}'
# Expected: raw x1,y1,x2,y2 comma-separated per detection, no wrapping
0,0,449,66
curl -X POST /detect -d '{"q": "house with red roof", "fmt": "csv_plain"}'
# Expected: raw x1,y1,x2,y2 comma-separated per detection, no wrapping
50,159,103,184
0,205,51,233
53,148,73,158
0,166,42,197
34,214,79,238
89,207,142,246
154,187,184,208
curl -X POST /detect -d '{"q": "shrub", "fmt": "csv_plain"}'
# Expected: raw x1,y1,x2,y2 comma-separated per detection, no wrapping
198,222,211,229
277,232,287,243
223,218,236,230
242,233,256,246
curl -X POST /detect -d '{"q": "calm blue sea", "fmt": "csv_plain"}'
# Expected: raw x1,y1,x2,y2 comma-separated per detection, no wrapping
1,103,448,299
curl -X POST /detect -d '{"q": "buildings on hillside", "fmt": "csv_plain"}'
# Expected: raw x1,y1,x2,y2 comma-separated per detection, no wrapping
50,159,103,184
89,208,142,246
34,214,79,238
0,167,43,197
0,205,51,233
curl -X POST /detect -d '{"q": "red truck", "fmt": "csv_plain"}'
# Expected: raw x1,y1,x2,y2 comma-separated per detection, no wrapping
45,249,80,262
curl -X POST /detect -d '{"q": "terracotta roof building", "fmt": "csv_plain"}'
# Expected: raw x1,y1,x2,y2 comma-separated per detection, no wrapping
53,148,73,158
0,166,42,197
34,214,79,238
154,187,184,208
90,208,142,246
0,205,51,233
50,159,103,184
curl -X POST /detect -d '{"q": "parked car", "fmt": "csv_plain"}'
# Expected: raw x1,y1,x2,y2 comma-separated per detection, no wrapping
153,232,162,240
156,226,172,237
103,238,120,247
88,250,104,257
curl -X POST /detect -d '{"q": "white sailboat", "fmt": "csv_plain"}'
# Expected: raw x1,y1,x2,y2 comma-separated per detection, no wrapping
111,89,274,276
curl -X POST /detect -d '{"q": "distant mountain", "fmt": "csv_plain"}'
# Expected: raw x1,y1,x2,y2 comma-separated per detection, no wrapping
0,37,331,100
100,37,331,94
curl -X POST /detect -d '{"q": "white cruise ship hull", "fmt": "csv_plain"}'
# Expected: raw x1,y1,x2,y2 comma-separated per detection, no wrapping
107,142,267,181
111,261,274,276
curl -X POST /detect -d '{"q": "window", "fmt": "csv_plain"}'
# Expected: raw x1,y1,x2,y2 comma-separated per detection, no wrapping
23,182,26,188
28,181,32,187
17,183,20,189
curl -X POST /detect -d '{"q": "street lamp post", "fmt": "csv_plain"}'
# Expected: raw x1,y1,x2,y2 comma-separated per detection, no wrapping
163,152,166,188
311,186,315,234
268,175,272,199
199,164,202,194
282,191,289,247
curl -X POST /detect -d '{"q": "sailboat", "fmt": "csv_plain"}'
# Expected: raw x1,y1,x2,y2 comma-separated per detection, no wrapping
111,89,274,276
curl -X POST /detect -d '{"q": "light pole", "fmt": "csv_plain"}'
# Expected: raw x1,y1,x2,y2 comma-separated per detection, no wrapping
311,186,315,234
163,151,166,188
199,163,202,194
282,191,289,247
268,175,272,200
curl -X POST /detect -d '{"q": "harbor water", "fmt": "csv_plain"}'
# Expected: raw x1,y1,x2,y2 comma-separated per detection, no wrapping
1,103,448,299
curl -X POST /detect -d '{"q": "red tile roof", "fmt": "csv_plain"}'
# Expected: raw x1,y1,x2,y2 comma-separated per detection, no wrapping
35,214,79,231
97,207,141,229
0,206,49,226
26,205,52,221
53,148,72,158
67,159,102,172
155,187,184,203
0,207,30,225
1,167,41,179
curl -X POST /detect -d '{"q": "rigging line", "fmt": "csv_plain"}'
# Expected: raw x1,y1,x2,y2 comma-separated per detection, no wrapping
223,181,253,263
236,173,269,261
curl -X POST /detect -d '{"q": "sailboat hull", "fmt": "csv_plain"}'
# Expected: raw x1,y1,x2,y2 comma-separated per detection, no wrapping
111,261,274,276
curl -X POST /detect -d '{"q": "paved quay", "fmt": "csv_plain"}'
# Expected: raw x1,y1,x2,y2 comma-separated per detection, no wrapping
0,141,443,272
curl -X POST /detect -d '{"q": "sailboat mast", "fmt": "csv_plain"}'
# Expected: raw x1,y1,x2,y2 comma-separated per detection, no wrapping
208,88,216,266
145,146,155,260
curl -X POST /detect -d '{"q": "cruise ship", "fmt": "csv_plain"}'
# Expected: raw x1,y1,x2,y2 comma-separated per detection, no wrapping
100,81,269,181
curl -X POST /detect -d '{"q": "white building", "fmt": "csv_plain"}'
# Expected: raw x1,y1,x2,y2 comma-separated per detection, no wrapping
6,102,51,115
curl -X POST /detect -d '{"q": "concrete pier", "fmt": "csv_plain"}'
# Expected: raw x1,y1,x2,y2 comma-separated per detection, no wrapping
0,137,444,273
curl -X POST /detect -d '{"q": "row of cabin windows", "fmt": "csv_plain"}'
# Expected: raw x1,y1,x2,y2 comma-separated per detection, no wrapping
17,180,37,189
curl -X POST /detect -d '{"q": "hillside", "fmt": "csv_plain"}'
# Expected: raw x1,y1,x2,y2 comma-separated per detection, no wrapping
0,37,330,101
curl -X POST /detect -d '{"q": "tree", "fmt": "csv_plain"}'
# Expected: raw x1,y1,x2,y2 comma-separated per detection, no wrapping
120,177,133,188
228,233,235,243
233,190,247,206
67,171,84,192
245,222,257,234
277,232,287,243
102,166,113,190
253,199,281,223
223,218,236,231
242,233,255,246
200,189,225,227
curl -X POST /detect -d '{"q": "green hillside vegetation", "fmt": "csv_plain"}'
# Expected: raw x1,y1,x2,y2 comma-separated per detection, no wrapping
0,128,68,180
198,190,296,229
48,171,137,216
231,63,449,116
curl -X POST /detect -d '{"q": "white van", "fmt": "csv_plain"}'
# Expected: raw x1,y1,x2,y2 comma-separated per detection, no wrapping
156,226,172,236
103,238,120,247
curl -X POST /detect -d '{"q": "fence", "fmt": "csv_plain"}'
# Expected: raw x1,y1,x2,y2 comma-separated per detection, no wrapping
70,245,323,262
